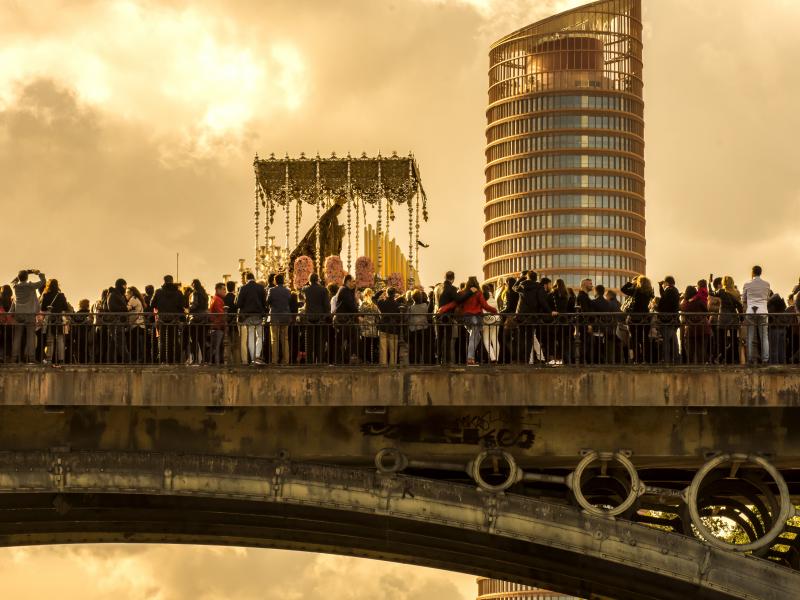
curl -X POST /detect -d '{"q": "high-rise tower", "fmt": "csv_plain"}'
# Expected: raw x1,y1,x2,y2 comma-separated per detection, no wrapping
483,0,645,290
476,578,584,600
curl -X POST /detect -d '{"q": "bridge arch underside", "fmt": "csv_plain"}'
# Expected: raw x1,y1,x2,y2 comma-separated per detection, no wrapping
0,452,796,600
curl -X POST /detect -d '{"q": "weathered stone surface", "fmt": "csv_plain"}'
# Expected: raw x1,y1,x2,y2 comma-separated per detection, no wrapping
1,366,799,407
0,404,799,469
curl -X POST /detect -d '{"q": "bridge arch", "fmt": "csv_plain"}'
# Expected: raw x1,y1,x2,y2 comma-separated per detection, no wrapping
0,451,795,600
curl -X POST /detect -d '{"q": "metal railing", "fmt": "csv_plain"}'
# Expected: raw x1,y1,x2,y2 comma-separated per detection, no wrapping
0,311,798,367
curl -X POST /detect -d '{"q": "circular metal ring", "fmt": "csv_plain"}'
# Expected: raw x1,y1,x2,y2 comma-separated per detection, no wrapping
567,451,643,517
374,448,408,474
685,453,795,553
469,450,521,492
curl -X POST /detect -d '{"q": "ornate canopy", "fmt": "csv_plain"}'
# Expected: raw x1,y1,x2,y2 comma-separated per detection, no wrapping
252,152,428,284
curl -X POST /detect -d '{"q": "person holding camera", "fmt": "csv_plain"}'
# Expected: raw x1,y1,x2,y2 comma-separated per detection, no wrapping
10,268,46,363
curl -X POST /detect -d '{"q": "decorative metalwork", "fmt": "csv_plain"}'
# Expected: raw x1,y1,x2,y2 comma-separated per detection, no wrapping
253,154,261,272
407,156,414,285
256,236,291,277
315,160,321,274
380,152,417,204
252,153,429,283
295,201,301,248
346,159,352,273
350,157,381,205
255,155,287,208
288,157,318,205
414,188,421,275
319,157,349,203
376,195,382,275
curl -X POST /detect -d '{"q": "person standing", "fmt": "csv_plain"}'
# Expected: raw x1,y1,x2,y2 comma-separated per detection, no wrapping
222,280,240,364
454,276,498,366
499,276,519,364
435,271,459,364
591,284,614,364
575,278,594,364
680,286,710,363
105,278,129,364
266,274,292,365
481,284,500,364
143,285,155,311
358,288,381,363
549,279,573,364
126,286,146,363
514,271,550,364
70,298,93,364
767,291,788,364
742,265,771,364
656,276,680,364
621,276,655,364
236,272,267,365
209,283,227,365
187,279,209,365
151,275,187,364
377,287,401,366
10,269,46,363
40,278,69,365
301,273,330,365
331,274,359,364
408,289,432,364
0,285,14,363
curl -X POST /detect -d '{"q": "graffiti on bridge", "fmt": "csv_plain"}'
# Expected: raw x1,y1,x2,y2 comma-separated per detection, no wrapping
361,410,537,449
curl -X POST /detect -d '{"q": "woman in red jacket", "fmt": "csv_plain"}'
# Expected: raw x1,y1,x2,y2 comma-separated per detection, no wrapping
439,276,497,365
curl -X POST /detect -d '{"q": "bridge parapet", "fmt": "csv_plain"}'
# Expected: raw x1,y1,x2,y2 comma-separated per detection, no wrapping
1,365,800,407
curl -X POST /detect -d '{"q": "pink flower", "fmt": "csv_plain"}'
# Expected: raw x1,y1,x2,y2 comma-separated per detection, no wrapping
355,256,375,288
387,272,406,294
324,255,345,287
293,256,315,289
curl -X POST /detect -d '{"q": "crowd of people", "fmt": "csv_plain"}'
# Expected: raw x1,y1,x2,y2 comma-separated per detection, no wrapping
1,265,799,367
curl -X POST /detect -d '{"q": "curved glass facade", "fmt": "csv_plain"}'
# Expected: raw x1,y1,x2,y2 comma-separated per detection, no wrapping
476,578,583,600
483,0,645,289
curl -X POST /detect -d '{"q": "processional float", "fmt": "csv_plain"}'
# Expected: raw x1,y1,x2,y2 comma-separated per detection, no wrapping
251,152,428,290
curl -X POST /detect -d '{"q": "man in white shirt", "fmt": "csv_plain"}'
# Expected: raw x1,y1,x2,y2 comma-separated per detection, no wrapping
741,265,771,364
11,268,46,363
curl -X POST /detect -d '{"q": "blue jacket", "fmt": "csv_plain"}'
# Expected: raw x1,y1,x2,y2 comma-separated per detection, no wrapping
266,284,293,324
236,281,266,317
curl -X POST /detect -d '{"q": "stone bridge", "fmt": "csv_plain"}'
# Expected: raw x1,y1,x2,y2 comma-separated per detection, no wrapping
1,365,800,599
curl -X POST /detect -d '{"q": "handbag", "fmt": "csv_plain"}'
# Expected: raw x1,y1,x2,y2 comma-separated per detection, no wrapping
620,295,634,313
615,321,630,345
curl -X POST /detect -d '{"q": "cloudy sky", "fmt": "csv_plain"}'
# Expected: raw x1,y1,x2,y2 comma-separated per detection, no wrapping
3,0,800,303
1,0,800,596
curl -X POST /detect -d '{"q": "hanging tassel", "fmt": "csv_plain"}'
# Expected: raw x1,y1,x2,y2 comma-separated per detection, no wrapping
407,197,414,288
346,156,352,273
254,154,261,279
376,196,382,277
415,189,421,277
315,158,321,275
355,197,361,266
295,201,301,248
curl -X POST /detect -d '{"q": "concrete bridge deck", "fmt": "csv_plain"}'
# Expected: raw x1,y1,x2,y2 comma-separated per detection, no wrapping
1,365,799,407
